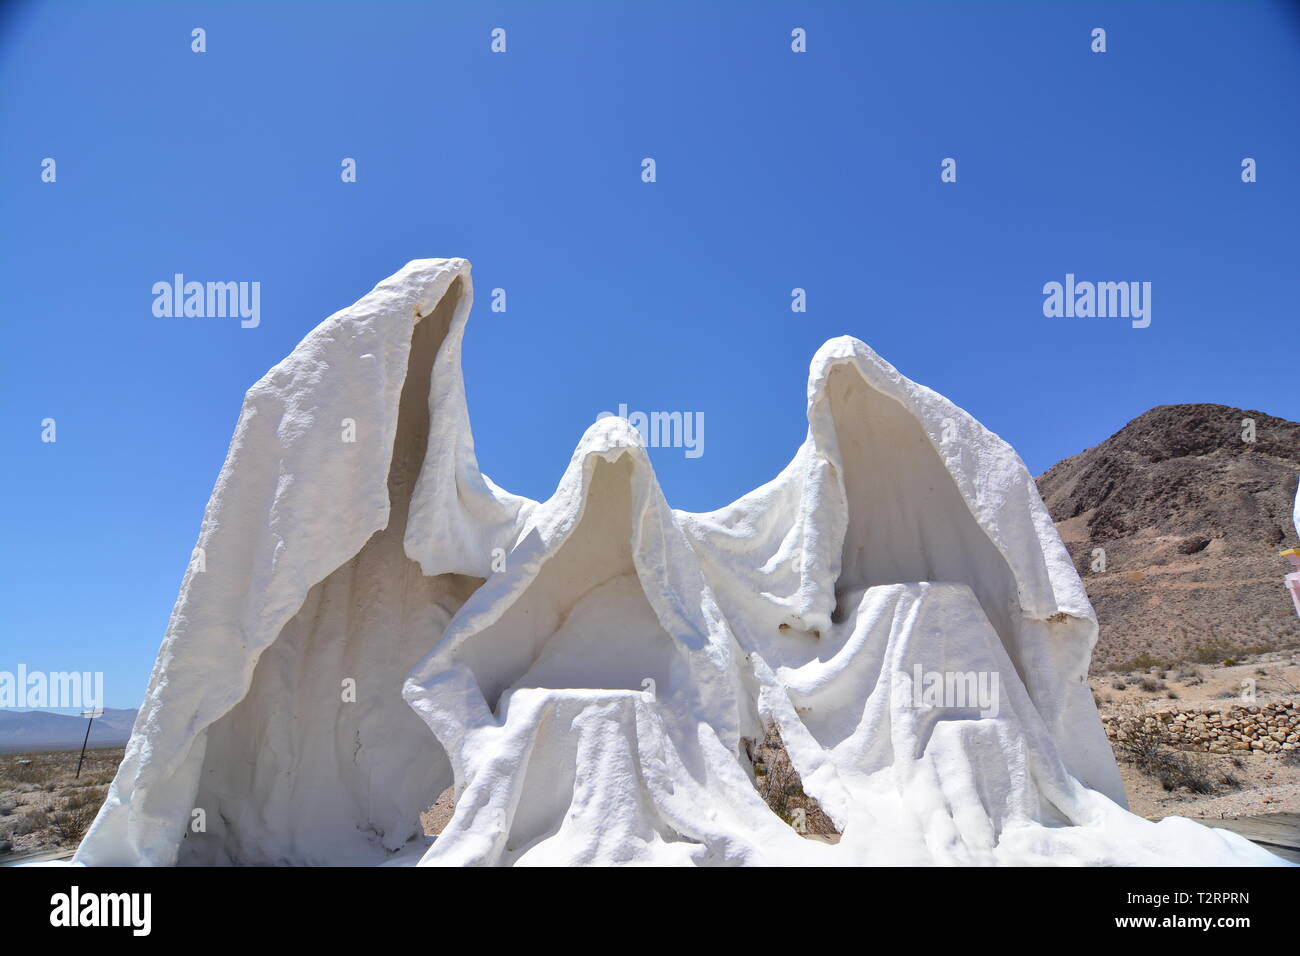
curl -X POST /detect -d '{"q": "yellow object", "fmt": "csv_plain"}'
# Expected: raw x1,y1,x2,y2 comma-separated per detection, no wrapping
1282,548,1300,559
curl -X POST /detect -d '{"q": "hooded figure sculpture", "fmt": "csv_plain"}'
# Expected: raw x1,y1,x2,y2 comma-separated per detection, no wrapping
74,259,1286,866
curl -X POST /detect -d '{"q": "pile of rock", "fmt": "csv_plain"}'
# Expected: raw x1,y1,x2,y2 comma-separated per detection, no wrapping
1103,700,1300,755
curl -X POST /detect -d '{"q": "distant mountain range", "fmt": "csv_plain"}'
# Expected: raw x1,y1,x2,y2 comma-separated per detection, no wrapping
1036,403,1300,671
0,707,137,754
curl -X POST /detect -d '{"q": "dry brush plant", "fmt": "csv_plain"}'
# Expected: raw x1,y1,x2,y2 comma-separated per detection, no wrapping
749,725,838,836
50,800,100,845
1108,703,1239,795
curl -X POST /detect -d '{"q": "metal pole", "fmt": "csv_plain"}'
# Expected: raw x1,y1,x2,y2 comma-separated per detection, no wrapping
76,712,97,778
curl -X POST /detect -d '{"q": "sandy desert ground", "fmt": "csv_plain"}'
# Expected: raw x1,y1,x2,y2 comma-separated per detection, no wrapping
0,747,119,863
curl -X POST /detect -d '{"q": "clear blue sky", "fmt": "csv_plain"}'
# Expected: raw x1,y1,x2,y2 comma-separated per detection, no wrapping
3,1,1298,709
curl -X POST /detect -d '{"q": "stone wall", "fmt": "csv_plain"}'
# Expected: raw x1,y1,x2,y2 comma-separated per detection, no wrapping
1103,700,1300,755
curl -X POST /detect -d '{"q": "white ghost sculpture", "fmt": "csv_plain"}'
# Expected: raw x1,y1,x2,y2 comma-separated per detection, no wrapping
74,259,1286,866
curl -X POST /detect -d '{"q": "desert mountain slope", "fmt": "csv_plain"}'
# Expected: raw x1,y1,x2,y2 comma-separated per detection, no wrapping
0,708,137,754
1036,404,1300,671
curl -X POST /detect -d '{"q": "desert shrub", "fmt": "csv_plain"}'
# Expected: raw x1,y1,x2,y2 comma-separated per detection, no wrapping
13,808,50,835
1122,653,1166,671
5,758,55,787
1110,709,1217,794
1191,644,1228,665
751,726,838,836
50,803,98,845
1155,753,1217,794
61,787,105,811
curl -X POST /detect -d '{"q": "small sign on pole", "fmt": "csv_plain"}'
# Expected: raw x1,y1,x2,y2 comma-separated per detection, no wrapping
76,708,103,778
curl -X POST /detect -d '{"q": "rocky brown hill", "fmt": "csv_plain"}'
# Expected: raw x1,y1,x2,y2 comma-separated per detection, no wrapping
1036,404,1300,671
